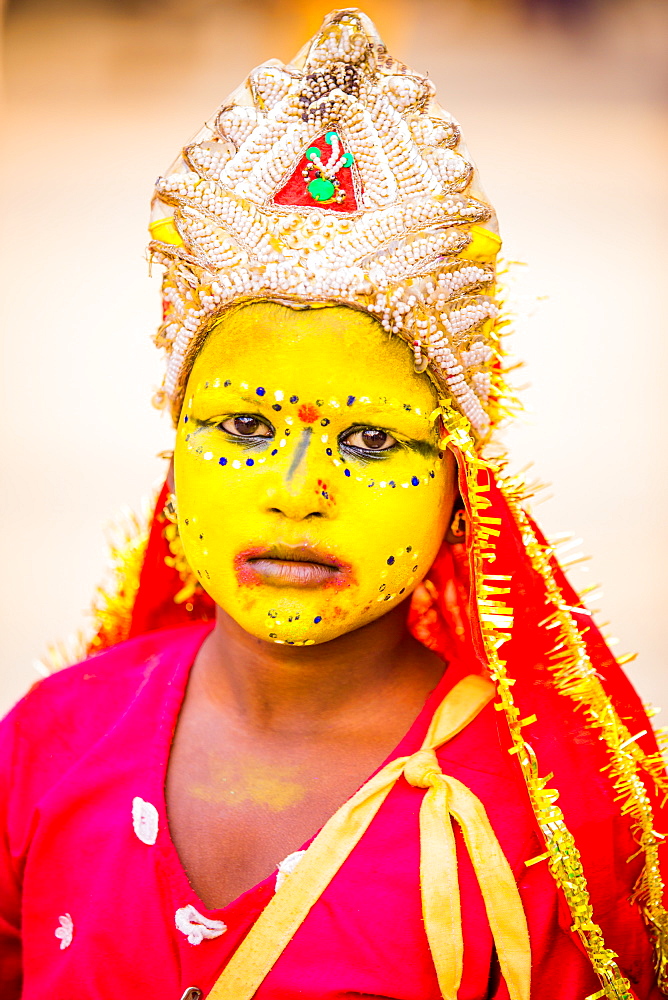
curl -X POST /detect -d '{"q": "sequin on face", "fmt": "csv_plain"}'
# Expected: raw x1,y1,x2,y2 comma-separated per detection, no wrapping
175,303,457,645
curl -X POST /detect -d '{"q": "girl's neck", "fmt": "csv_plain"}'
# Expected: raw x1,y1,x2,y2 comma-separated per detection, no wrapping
194,601,444,736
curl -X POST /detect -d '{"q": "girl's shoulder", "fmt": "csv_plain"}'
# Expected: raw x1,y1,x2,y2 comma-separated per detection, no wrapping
1,622,210,793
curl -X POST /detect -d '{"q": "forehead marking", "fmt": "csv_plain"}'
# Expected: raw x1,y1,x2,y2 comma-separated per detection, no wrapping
298,404,319,424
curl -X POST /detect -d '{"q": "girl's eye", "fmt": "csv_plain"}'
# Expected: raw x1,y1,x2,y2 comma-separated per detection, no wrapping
219,415,273,437
342,428,397,451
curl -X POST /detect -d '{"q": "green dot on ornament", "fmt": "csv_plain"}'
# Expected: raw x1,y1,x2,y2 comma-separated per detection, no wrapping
307,177,336,202
325,131,339,145
305,147,320,162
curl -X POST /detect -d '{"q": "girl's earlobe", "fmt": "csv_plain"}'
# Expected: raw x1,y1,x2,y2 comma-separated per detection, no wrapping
446,507,467,545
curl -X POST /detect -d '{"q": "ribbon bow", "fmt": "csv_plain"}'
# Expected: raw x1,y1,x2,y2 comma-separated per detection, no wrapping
208,675,530,1000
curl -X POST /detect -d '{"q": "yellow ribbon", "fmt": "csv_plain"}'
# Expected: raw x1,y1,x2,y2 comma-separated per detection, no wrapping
207,675,530,1000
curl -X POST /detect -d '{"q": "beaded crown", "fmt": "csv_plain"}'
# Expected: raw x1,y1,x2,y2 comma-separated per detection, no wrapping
149,8,503,438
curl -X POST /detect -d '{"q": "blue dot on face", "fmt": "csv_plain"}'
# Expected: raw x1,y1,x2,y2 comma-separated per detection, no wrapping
429,470,435,478
183,415,188,423
290,395,298,403
224,380,231,387
246,458,254,466
326,448,332,456
314,616,322,624
271,449,278,456
219,457,227,466
256,387,265,396
347,395,355,406
272,403,282,411
411,476,419,486
389,481,396,488
344,468,351,477
387,556,395,565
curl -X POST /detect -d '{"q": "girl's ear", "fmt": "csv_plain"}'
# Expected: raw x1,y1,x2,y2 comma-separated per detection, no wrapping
445,499,467,545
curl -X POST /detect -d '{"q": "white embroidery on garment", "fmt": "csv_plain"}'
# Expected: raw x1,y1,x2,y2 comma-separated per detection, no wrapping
55,913,73,950
132,796,159,845
275,850,306,891
175,904,227,945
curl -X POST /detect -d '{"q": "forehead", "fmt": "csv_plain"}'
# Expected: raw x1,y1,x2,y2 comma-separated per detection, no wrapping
188,303,437,413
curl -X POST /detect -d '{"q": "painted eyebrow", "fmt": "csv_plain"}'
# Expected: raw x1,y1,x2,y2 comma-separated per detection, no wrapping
343,402,433,431
404,438,439,458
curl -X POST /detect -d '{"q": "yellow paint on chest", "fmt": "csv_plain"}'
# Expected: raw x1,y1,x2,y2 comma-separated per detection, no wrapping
191,756,306,812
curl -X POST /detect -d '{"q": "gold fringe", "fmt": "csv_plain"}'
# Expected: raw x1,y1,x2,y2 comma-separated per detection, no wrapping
485,264,524,436
440,400,639,999
86,504,152,655
498,477,668,993
163,520,202,605
37,501,153,673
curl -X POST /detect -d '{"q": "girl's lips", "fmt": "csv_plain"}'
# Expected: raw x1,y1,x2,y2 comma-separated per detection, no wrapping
245,558,339,587
235,544,352,589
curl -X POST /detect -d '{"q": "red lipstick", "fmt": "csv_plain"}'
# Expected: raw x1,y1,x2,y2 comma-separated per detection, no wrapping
235,543,352,589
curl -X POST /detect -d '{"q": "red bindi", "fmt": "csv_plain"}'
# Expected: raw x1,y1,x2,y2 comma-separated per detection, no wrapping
298,403,319,424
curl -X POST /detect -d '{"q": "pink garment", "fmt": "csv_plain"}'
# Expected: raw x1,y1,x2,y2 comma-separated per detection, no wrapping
0,623,611,998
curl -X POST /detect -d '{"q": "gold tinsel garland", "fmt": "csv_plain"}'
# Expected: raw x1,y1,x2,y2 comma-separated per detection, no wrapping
438,398,666,998
85,507,152,655
500,480,668,993
39,506,152,674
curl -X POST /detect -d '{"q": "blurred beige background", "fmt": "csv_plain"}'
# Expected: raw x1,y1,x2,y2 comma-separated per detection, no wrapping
1,0,667,715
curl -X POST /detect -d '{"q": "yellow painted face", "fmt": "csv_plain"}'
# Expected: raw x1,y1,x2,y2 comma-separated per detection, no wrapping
174,303,457,646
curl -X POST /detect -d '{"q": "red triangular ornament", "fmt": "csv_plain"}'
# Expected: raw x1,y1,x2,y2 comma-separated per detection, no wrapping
273,131,360,212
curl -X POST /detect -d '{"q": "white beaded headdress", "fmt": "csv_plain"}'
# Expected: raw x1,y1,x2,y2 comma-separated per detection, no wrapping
149,7,503,438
